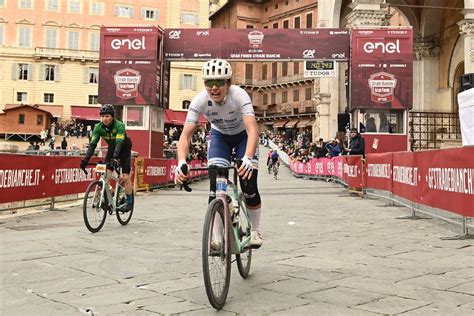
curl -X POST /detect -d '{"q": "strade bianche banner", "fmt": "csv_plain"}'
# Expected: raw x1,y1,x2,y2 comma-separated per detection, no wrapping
163,28,350,60
365,152,393,191
351,28,413,109
0,155,99,204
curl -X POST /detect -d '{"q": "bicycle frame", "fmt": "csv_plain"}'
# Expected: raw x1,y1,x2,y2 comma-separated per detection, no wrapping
94,165,122,212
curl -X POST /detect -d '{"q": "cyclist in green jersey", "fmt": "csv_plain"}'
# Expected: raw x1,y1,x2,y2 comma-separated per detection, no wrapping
80,104,133,212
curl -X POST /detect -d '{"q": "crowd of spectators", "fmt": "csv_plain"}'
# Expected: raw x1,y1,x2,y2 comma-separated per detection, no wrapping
164,126,208,161
261,127,365,164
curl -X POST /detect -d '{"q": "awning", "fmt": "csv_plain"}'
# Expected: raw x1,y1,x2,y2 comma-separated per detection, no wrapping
285,119,300,128
164,109,207,125
37,105,63,118
296,118,315,128
71,106,101,121
273,120,288,128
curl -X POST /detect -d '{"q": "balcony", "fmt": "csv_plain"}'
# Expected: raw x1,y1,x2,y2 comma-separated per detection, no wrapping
256,100,316,119
234,74,314,89
33,47,99,63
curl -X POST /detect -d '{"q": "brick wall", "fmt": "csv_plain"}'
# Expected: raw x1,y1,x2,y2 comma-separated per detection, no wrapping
0,107,51,134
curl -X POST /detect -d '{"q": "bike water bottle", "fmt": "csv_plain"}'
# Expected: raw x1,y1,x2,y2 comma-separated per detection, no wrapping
216,177,227,194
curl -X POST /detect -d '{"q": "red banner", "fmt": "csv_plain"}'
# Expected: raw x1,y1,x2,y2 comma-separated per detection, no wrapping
365,152,393,191
416,148,474,217
344,155,364,189
99,26,163,105
350,29,413,109
142,158,168,184
0,155,100,204
164,28,349,60
391,151,418,202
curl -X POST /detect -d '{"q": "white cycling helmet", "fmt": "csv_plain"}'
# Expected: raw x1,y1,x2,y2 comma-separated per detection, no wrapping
202,59,233,80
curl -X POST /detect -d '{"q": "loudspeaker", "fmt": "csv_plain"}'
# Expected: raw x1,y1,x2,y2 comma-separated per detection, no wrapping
461,73,474,92
337,113,350,132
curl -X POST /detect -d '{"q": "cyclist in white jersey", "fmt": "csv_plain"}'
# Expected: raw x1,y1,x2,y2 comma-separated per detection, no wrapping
175,59,263,247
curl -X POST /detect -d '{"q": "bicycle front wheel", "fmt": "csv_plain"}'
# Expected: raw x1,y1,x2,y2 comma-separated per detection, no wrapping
202,199,231,310
236,193,252,278
83,180,107,233
116,185,133,225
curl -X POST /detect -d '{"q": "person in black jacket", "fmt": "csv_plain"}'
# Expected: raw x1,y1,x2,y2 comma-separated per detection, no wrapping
347,128,365,157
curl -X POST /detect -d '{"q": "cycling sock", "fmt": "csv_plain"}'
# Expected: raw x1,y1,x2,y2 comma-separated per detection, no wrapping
126,194,133,204
248,208,261,231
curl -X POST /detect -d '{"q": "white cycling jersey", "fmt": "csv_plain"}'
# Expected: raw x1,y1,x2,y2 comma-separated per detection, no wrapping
186,85,255,135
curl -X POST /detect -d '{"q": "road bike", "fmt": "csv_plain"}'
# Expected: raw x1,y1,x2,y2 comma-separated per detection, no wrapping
82,162,134,233
181,163,253,310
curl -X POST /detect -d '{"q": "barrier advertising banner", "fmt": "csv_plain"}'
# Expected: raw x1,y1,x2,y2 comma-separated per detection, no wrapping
416,147,474,217
351,29,413,109
0,155,99,204
391,151,418,202
163,28,350,60
143,158,168,184
99,27,162,105
344,155,364,189
365,152,393,191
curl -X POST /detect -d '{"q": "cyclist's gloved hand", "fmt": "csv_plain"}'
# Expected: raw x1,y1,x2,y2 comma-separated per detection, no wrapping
80,158,89,172
238,155,253,179
174,159,189,184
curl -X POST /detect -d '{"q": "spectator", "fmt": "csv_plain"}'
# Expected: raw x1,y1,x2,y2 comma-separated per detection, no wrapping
378,112,392,133
347,128,365,157
40,129,47,145
325,138,343,157
365,113,377,132
61,137,68,150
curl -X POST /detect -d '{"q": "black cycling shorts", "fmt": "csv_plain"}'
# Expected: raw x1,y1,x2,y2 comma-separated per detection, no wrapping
105,138,132,174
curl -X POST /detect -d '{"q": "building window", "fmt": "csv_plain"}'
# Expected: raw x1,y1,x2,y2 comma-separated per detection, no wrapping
182,100,191,109
17,92,27,102
142,8,160,20
19,27,31,47
37,114,43,125
272,22,278,29
180,74,195,90
86,68,98,83
90,32,100,51
246,24,254,29
294,16,301,29
293,90,299,102
44,65,55,81
282,91,288,103
44,93,54,103
47,0,59,11
20,0,32,9
0,0,5,7
18,64,29,80
68,31,80,49
115,5,134,18
88,95,98,104
19,114,25,124
125,106,145,127
68,0,81,13
282,62,288,76
294,62,299,75
262,64,267,80
90,2,104,15
181,12,199,24
306,13,313,28
263,94,268,105
305,87,312,100
283,20,289,29
271,93,276,104
45,29,58,48
274,4,278,9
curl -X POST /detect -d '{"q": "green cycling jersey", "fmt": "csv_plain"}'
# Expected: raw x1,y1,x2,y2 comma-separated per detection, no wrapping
90,120,127,147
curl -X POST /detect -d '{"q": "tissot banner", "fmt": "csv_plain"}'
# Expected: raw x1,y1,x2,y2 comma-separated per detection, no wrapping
350,29,413,109
163,28,350,60
99,26,162,105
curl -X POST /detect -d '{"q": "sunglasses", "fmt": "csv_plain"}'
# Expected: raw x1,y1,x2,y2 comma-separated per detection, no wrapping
204,79,226,88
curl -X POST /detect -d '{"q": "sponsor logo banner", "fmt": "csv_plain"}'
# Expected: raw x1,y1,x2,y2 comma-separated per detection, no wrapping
365,152,393,191
351,28,413,109
163,28,349,60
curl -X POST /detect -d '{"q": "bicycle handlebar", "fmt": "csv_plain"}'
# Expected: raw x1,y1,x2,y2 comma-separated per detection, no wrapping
81,160,121,175
180,160,242,193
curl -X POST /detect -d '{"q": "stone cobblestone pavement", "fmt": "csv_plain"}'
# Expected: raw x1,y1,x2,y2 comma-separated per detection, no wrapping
1,148,473,315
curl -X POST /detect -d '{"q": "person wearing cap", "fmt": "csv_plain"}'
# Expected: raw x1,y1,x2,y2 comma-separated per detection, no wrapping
80,104,134,212
347,128,365,157
175,59,263,248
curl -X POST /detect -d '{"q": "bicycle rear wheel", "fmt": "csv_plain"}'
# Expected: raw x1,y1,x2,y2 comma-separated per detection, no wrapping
236,193,252,278
83,180,107,233
202,199,231,310
116,185,133,225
